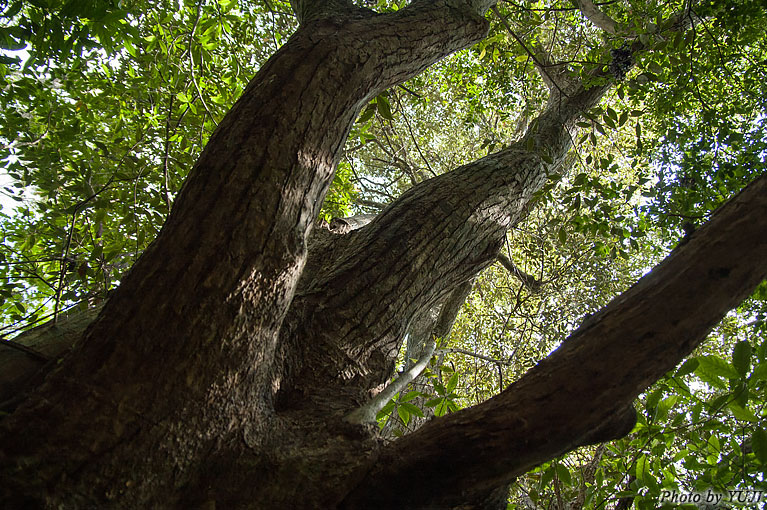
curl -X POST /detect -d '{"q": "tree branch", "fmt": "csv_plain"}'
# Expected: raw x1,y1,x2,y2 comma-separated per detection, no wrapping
345,280,474,424
345,337,435,424
497,253,541,292
571,0,619,34
436,347,510,365
492,5,574,97
341,174,767,508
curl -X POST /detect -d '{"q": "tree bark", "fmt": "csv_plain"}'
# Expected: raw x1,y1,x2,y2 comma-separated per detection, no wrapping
1,1,764,509
0,3,490,507
340,174,767,509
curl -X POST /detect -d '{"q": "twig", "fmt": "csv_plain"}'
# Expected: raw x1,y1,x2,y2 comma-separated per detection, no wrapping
491,5,569,98
397,83,421,98
437,347,511,365
497,253,542,292
162,95,174,214
188,0,219,127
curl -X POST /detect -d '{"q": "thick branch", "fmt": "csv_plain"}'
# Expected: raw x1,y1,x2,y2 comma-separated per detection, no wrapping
341,174,767,508
0,5,493,504
571,0,619,34
289,72,611,385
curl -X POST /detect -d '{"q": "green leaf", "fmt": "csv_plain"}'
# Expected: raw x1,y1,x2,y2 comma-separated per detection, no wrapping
376,399,396,420
618,111,628,126
753,428,767,464
396,405,410,425
358,104,376,124
446,372,459,393
645,388,663,409
555,463,572,485
434,399,449,417
657,395,679,420
594,122,606,135
676,357,699,377
424,397,443,408
727,402,757,422
635,454,649,483
732,341,752,377
750,363,767,382
541,465,555,487
401,390,420,402
399,401,424,418
376,95,393,120
708,394,729,413
696,355,740,384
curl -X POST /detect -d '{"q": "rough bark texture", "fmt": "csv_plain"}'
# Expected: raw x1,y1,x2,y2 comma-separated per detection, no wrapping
0,2,490,508
340,175,767,508
0,1,764,509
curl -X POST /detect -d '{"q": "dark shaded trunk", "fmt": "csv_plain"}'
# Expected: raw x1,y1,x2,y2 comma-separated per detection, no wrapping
0,2,491,507
1,1,765,509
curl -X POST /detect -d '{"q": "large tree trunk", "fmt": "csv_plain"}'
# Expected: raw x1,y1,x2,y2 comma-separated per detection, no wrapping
0,1,493,507
1,1,765,508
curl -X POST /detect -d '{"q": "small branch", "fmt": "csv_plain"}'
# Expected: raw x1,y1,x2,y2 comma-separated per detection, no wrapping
53,213,77,323
161,94,174,214
571,0,619,34
491,5,572,97
188,0,219,127
497,253,542,292
347,280,474,425
614,474,637,510
262,0,281,51
52,139,143,322
395,92,436,177
397,83,421,98
345,336,436,424
1,109,54,151
436,347,510,366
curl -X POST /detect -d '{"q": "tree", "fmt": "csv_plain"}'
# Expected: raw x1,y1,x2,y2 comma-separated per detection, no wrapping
0,0,765,508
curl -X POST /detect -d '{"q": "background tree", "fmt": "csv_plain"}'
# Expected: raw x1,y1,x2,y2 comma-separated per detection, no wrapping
0,0,765,508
